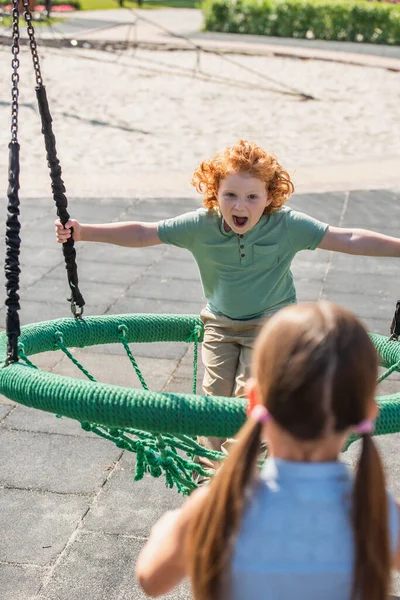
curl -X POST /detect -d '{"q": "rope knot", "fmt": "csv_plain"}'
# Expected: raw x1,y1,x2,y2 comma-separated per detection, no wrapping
186,324,203,344
117,324,128,337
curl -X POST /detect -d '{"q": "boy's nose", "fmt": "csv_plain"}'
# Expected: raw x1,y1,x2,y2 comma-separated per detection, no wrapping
234,197,245,210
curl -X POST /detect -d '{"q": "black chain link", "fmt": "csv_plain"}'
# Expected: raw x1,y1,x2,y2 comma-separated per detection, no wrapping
11,2,20,143
22,0,43,87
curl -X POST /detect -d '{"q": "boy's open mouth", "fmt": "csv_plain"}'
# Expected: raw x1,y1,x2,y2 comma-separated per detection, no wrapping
233,216,248,228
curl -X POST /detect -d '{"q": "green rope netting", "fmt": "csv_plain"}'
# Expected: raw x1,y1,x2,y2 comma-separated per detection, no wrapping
0,315,400,494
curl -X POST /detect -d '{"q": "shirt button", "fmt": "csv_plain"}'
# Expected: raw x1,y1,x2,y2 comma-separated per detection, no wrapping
239,234,244,238
240,244,244,249
241,253,245,258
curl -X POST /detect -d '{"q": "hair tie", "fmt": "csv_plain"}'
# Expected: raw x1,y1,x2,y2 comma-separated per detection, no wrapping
354,419,374,435
250,405,270,424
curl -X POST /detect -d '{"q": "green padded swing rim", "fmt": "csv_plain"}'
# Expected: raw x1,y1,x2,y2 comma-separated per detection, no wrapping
0,315,399,438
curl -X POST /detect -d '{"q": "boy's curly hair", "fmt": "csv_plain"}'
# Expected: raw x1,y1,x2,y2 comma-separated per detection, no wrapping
191,140,294,214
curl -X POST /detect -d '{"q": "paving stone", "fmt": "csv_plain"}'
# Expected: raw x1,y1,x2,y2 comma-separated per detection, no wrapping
20,350,68,372
330,252,400,277
343,190,400,230
324,269,397,297
84,454,184,537
320,290,395,320
110,295,203,316
0,487,89,565
0,429,122,494
72,197,136,209
359,317,394,336
26,277,127,310
82,340,190,360
53,349,178,392
0,403,15,421
164,375,201,395
20,228,57,250
175,345,205,380
79,243,164,265
291,257,328,280
19,243,63,268
378,379,400,397
68,202,137,223
36,531,190,600
2,404,96,438
1,265,50,292
0,563,46,600
125,275,204,303
18,300,106,326
148,258,200,281
293,277,324,302
127,198,199,220
289,191,346,225
0,394,16,406
49,257,150,286
164,245,201,263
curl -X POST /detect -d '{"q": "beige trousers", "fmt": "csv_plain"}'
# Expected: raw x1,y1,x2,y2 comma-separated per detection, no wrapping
198,307,266,469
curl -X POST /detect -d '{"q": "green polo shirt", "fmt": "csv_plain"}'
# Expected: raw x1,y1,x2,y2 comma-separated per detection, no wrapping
158,207,328,320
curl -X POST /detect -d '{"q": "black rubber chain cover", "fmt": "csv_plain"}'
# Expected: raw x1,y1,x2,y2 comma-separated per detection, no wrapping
36,84,85,313
5,141,21,362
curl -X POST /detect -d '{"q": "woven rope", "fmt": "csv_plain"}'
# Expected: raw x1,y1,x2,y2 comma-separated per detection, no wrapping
0,361,246,437
1,315,400,493
0,317,399,437
2,314,203,357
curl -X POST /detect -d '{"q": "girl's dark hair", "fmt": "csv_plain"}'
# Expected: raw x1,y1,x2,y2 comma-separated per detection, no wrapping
186,301,390,600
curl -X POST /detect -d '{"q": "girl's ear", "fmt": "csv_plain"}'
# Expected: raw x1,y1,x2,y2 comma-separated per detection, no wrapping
246,378,260,418
369,399,379,422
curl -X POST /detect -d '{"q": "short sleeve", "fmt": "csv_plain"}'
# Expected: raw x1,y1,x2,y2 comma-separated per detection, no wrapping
157,210,200,250
286,209,328,252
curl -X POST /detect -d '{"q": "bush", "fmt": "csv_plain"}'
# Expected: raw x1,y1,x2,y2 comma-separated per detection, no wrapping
202,0,400,44
51,0,81,7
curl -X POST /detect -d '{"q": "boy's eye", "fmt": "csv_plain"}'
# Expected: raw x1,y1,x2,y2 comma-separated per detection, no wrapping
225,192,236,198
248,194,258,200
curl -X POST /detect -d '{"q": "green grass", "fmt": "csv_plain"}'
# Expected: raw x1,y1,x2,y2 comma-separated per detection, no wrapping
79,0,200,9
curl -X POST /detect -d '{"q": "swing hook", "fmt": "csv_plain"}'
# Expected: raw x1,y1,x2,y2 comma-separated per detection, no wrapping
389,301,400,341
68,298,84,319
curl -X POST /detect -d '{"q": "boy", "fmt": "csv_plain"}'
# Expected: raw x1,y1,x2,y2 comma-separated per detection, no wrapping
56,140,400,469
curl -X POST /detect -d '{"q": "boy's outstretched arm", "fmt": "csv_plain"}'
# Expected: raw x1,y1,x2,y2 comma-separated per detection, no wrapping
55,219,163,247
318,226,400,257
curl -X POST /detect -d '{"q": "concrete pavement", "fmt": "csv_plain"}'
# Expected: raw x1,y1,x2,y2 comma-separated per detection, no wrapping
1,190,400,599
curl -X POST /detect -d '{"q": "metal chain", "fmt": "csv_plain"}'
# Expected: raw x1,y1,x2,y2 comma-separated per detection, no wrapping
22,0,43,87
11,1,20,143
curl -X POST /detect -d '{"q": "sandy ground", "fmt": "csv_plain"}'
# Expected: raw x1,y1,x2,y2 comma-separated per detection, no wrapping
0,41,399,198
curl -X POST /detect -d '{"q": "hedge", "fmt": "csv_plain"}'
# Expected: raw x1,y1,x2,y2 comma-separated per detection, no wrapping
202,0,400,45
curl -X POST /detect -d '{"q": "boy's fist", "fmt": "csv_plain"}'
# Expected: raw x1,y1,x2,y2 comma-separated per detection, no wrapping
55,219,81,243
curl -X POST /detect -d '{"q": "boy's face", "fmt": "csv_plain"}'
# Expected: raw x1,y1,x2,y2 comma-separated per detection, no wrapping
217,172,271,234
